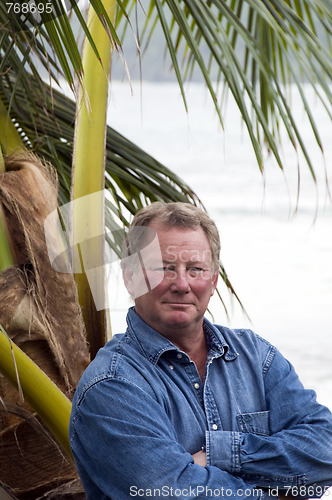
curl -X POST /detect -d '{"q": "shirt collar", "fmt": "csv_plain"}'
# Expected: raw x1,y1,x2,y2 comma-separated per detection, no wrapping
203,318,239,361
126,307,238,365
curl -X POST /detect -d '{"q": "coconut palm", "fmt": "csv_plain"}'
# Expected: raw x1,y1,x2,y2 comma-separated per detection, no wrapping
0,0,331,497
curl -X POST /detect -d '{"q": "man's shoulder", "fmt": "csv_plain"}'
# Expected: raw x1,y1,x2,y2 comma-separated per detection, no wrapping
73,331,158,403
213,323,277,369
217,324,272,344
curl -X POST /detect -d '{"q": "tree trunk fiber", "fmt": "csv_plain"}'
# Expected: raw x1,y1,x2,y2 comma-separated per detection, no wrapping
0,152,90,499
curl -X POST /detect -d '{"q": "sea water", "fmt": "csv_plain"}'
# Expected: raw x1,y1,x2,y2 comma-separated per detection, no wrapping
106,80,332,413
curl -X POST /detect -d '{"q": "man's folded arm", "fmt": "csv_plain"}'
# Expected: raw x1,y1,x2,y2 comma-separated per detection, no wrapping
70,377,265,499
206,349,332,493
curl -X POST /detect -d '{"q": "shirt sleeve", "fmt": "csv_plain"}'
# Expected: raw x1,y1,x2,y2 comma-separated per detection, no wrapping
70,374,266,500
206,348,332,494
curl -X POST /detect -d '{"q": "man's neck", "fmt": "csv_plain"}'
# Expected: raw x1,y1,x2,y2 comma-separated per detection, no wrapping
171,328,208,382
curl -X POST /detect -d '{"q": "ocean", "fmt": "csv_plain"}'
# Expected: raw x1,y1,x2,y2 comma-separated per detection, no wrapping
106,80,332,413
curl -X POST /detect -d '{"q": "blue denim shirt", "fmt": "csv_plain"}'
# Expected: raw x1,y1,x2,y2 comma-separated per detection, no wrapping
70,307,332,499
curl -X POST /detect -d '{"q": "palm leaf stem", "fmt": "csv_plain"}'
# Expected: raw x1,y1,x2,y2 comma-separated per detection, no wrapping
0,99,21,271
0,205,15,272
0,97,23,154
72,0,117,358
0,325,72,459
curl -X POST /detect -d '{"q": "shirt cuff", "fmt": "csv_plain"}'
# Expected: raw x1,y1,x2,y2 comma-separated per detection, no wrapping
205,430,242,474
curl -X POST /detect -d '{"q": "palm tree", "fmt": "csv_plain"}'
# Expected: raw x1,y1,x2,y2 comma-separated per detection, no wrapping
0,0,331,497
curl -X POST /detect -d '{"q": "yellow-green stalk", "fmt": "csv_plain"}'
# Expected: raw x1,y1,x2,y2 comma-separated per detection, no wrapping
72,1,116,357
0,98,23,270
0,148,13,270
0,325,73,459
0,204,15,271
0,98,23,154
0,146,4,172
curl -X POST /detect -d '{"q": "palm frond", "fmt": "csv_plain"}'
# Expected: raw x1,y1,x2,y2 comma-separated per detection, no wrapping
0,67,200,226
1,0,332,178
117,0,332,176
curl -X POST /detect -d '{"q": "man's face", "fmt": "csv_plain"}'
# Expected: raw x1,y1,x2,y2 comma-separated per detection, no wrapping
124,223,218,339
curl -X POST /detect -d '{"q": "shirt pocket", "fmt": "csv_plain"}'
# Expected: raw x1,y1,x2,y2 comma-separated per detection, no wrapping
236,410,270,435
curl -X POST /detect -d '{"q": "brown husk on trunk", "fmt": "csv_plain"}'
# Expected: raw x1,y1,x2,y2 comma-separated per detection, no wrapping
0,152,90,499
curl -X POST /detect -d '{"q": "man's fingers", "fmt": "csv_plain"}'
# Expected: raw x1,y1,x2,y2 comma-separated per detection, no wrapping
192,450,207,467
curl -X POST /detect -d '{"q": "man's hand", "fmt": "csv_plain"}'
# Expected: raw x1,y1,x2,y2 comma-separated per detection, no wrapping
191,457,302,500
192,450,207,467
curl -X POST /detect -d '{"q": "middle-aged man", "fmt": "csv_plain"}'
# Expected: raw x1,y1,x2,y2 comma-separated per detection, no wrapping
69,202,332,500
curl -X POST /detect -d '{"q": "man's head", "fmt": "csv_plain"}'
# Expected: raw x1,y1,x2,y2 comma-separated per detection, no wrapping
123,202,220,273
122,202,220,340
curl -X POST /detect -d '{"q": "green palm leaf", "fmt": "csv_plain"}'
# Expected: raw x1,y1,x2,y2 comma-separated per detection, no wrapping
2,0,332,177
0,70,200,211
116,0,332,174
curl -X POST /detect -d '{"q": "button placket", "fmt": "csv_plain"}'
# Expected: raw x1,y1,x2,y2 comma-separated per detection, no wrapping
203,382,223,432
181,362,203,406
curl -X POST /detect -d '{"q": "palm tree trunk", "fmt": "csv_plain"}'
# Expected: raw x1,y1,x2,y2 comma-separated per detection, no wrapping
0,152,90,498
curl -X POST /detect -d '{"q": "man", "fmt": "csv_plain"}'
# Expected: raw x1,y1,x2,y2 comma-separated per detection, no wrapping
69,202,332,499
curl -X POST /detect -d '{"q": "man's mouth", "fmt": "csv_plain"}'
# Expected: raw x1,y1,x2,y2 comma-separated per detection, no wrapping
164,302,192,307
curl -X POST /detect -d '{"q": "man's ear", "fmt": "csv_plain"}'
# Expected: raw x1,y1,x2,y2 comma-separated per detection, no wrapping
122,266,135,297
211,271,219,296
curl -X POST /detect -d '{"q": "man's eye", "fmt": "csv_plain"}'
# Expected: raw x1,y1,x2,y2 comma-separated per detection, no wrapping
164,265,176,272
153,266,173,272
188,267,203,275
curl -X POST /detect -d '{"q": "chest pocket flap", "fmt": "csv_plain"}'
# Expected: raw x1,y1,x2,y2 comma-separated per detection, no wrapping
237,410,270,435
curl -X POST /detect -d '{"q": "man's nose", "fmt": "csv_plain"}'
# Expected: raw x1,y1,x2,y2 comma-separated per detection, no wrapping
170,268,190,292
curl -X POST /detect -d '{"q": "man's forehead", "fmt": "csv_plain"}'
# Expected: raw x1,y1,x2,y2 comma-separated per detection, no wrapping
144,223,212,260
161,246,211,261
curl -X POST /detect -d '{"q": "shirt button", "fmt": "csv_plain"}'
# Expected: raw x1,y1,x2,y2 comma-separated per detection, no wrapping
177,353,183,359
212,423,218,430
194,382,200,390
169,365,174,370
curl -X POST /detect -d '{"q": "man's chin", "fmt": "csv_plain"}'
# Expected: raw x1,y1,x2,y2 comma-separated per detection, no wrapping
161,309,196,328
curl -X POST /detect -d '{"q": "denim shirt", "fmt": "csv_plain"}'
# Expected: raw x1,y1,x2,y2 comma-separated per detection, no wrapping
70,308,332,499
